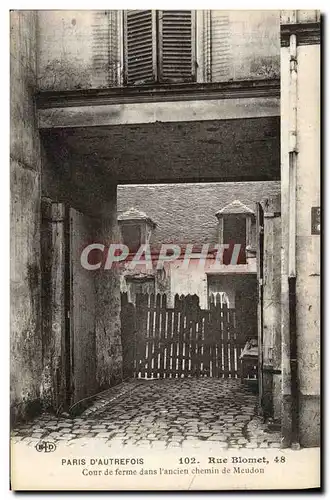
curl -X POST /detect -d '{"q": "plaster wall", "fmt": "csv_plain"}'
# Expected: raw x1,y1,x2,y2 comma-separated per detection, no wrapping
281,29,320,446
41,151,123,406
212,11,280,82
37,10,280,91
10,11,43,421
37,10,120,90
295,43,320,447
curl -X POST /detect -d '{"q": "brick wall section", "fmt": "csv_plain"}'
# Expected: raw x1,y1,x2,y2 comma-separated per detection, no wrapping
118,181,281,247
42,117,280,184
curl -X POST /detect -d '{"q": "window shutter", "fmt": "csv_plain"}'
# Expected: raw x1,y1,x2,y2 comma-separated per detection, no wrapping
124,10,156,85
211,11,231,82
158,10,195,83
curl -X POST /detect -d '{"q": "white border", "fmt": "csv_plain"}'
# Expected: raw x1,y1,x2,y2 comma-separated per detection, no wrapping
2,2,327,498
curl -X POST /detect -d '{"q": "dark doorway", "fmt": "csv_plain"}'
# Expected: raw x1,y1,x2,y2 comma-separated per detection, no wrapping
223,214,247,264
207,274,258,344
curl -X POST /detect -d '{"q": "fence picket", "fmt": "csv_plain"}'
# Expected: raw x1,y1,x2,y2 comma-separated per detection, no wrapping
165,306,172,377
190,295,199,376
210,299,217,378
214,293,221,378
173,295,180,377
223,304,230,377
159,294,167,378
183,295,191,377
229,309,236,377
177,295,184,377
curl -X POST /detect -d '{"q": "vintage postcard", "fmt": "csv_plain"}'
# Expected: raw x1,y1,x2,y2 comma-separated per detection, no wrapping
10,8,321,491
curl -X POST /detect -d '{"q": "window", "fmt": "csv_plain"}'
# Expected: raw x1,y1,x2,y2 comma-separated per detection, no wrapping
124,10,196,85
121,223,142,254
223,214,247,265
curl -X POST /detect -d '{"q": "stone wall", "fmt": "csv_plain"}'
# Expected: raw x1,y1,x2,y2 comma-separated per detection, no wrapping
10,11,43,421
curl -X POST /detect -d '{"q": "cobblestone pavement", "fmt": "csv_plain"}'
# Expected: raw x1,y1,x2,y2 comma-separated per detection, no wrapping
11,378,281,449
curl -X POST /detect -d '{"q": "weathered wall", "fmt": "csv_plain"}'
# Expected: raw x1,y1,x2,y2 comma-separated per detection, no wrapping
10,11,43,421
295,42,320,447
118,257,257,310
169,261,208,308
37,10,120,90
211,11,280,82
118,255,257,312
37,10,279,91
41,118,281,184
280,12,320,447
95,192,123,389
41,150,123,405
40,200,67,411
169,261,258,309
262,195,281,419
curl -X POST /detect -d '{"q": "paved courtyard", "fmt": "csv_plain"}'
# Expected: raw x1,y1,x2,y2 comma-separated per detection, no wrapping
11,378,281,449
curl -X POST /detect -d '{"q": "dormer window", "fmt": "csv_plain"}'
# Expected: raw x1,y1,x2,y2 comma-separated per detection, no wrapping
215,200,255,265
118,207,156,254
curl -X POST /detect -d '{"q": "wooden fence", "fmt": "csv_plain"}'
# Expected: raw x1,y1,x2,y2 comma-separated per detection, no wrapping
120,292,246,379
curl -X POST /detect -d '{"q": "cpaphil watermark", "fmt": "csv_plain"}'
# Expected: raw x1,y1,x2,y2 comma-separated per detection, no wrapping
80,243,244,271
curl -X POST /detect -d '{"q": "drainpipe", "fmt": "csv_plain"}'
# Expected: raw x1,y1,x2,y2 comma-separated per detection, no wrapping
288,23,300,450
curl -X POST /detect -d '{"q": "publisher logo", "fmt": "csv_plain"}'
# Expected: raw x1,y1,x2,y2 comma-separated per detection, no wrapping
35,441,56,453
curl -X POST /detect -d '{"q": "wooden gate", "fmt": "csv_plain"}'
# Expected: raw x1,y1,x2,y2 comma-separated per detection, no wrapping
121,292,245,379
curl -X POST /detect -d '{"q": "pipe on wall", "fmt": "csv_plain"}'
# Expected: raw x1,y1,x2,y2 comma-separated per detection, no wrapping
288,22,300,449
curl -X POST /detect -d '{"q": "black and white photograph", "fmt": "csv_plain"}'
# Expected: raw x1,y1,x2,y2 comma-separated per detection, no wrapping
9,8,321,490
